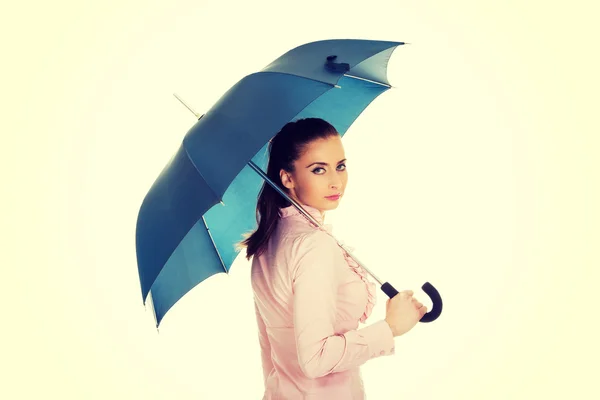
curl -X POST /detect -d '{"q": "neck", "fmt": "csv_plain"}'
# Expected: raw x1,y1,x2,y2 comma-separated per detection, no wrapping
289,197,325,224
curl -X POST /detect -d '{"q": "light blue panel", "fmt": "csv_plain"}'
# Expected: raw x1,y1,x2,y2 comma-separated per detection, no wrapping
349,46,398,86
293,75,388,135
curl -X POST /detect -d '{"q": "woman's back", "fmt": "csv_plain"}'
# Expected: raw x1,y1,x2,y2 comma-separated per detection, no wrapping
251,204,396,399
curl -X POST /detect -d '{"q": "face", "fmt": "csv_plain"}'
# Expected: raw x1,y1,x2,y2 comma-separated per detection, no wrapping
280,135,348,216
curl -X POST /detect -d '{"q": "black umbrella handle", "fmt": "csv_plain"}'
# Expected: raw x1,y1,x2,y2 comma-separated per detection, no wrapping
381,281,442,323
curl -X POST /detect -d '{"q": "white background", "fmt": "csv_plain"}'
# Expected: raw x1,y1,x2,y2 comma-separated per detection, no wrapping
2,0,599,399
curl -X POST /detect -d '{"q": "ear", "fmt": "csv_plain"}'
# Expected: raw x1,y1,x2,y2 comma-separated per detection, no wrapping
280,169,294,190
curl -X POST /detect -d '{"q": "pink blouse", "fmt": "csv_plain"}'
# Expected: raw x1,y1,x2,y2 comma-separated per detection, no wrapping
251,203,396,399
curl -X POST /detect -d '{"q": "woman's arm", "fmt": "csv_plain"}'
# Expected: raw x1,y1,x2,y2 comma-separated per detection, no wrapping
292,231,395,380
254,300,275,385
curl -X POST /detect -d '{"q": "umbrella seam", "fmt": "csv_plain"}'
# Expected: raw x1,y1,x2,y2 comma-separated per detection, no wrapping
201,215,229,274
181,140,223,204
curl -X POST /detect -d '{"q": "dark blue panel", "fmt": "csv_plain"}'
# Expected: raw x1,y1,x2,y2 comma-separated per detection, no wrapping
136,144,219,300
150,219,226,325
183,73,333,198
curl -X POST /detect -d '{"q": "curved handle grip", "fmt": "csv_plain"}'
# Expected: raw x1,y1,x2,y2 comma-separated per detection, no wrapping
381,281,443,323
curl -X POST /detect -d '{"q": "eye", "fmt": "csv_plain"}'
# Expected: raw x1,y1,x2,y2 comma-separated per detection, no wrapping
311,164,346,174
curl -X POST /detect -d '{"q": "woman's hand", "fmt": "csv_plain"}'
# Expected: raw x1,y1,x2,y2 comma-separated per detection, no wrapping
384,290,427,337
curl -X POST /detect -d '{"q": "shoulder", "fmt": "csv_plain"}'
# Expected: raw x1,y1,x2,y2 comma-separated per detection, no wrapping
278,218,335,248
293,228,337,253
288,229,345,278
276,219,344,268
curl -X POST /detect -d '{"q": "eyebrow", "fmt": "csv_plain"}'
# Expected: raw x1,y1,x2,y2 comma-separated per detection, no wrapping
306,159,347,168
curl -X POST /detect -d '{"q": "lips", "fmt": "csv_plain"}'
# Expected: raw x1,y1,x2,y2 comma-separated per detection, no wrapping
325,194,341,200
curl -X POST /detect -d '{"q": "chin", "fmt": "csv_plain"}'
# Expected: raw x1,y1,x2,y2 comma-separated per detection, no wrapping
321,200,341,211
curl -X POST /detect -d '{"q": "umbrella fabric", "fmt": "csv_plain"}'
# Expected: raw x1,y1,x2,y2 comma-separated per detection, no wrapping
136,39,404,326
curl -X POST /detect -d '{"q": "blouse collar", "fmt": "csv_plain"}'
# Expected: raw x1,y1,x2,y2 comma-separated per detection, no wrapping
280,203,333,233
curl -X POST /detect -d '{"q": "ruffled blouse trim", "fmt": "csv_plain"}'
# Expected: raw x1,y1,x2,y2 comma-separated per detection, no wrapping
280,204,377,323
318,225,377,323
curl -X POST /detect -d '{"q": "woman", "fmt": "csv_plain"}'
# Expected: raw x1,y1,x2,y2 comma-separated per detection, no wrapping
238,118,427,399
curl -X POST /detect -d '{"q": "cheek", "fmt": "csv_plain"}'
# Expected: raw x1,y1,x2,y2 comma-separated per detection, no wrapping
298,174,322,196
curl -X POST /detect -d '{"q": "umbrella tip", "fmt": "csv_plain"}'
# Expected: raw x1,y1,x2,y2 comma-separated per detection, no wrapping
173,93,202,119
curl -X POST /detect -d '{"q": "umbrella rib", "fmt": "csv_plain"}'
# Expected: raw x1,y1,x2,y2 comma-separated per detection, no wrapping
259,71,389,89
201,215,228,274
180,143,224,205
343,74,391,88
258,71,342,88
147,292,159,329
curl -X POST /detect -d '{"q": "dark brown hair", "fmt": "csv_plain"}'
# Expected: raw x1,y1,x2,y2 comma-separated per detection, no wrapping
238,118,339,260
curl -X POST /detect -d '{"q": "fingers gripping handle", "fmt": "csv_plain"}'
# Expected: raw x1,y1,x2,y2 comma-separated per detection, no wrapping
381,281,443,323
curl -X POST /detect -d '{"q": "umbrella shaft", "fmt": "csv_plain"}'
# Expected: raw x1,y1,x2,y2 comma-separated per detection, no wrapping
247,160,383,286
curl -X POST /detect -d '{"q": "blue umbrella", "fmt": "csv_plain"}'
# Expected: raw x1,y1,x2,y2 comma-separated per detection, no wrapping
136,39,443,327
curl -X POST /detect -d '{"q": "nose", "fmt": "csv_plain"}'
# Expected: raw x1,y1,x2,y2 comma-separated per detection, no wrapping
329,175,342,190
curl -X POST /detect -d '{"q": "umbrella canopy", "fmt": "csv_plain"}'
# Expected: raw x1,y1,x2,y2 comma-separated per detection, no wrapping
136,39,412,326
